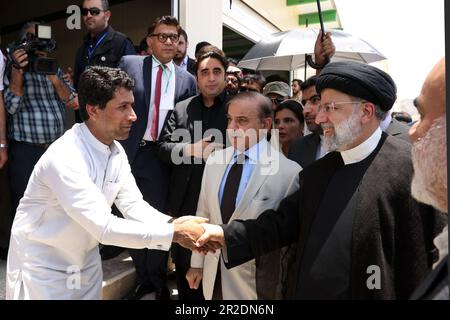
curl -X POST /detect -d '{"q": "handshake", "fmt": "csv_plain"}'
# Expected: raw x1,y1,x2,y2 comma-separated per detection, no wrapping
172,216,226,254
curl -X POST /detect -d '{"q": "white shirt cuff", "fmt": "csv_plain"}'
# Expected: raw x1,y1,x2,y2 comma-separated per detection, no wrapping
147,222,174,251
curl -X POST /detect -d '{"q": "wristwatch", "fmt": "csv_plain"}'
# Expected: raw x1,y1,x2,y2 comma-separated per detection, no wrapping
0,143,8,149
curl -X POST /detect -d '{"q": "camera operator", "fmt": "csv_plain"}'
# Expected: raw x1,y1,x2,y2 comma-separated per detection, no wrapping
4,21,75,214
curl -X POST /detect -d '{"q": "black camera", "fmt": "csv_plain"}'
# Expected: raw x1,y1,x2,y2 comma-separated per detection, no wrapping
7,24,58,75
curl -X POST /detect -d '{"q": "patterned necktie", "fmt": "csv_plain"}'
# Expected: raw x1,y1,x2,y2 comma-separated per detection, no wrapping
151,65,164,141
220,154,247,224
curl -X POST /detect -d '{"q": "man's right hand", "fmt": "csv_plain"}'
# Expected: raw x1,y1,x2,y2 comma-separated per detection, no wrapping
185,136,224,159
186,268,203,289
172,216,208,251
12,49,29,70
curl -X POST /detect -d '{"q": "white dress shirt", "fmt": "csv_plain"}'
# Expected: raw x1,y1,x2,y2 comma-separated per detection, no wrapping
143,57,176,141
179,55,189,71
6,123,174,300
218,138,267,207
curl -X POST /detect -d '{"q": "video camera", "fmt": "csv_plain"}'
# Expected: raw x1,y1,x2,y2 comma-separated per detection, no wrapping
7,24,58,75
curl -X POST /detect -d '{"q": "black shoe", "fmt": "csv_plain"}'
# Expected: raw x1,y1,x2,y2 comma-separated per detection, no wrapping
155,286,171,300
0,247,8,260
122,283,156,300
100,245,125,260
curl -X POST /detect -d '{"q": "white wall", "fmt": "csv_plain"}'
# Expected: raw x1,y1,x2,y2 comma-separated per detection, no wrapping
179,0,223,57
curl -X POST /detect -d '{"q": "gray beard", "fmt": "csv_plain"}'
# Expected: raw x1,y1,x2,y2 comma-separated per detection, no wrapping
411,115,447,213
323,109,363,152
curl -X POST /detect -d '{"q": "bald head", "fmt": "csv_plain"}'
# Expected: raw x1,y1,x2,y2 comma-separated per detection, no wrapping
410,57,447,213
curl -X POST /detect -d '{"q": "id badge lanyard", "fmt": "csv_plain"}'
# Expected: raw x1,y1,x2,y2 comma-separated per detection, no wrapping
152,57,173,95
88,32,108,61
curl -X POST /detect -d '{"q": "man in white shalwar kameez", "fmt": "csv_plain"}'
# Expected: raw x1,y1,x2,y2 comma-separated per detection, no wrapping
6,66,205,300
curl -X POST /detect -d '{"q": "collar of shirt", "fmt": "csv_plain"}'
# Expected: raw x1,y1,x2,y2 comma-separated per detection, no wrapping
232,137,268,165
152,56,174,72
180,55,189,70
80,122,120,155
340,127,382,165
380,112,392,132
200,90,228,109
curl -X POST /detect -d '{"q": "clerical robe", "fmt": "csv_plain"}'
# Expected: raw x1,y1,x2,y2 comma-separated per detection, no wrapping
222,132,446,299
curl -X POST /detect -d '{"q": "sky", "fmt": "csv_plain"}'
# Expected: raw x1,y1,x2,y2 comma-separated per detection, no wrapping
333,0,445,101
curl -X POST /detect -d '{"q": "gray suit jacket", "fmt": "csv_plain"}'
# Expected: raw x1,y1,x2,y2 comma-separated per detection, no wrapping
385,118,410,142
118,55,197,164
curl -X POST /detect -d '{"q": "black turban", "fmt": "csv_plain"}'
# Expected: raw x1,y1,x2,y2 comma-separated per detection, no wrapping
316,61,397,111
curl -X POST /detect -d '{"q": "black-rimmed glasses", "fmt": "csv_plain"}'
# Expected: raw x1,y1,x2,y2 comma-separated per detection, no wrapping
149,33,180,43
270,97,285,106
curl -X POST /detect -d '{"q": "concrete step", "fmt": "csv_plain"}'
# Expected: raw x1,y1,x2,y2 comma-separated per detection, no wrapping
101,251,136,300
101,251,179,300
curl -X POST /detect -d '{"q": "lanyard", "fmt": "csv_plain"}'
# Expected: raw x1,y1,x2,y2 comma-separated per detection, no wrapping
152,57,173,94
87,32,108,60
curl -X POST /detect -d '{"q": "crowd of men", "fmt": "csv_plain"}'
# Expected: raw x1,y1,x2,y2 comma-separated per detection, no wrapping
0,0,447,300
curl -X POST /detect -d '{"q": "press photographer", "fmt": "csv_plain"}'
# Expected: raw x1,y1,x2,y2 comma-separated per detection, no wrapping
7,24,58,75
4,21,75,215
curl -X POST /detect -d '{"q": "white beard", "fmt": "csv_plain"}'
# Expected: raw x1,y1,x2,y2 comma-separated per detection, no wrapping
411,115,447,213
323,108,363,152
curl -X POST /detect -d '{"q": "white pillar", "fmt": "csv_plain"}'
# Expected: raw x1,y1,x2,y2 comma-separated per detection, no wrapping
179,0,224,58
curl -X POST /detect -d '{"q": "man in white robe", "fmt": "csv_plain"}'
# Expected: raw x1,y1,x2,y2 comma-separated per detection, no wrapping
6,66,205,300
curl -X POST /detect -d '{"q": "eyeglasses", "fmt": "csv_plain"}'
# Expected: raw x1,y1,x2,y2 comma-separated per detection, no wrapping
81,7,104,16
318,101,364,113
270,97,285,106
149,33,179,43
301,94,321,107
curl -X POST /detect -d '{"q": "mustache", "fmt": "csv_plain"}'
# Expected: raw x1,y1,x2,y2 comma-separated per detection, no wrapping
321,123,333,130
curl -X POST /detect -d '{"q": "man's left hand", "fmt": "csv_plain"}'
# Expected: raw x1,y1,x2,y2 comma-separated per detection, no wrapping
314,30,335,67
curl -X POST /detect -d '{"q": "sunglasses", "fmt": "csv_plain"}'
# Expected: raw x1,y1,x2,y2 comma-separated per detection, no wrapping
81,7,104,16
270,97,285,105
149,33,180,43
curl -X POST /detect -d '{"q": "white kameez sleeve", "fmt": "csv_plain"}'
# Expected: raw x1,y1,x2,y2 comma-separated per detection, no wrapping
42,158,174,251
113,166,172,225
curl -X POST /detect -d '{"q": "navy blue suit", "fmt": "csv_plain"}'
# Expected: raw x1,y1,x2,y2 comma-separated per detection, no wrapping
119,55,196,293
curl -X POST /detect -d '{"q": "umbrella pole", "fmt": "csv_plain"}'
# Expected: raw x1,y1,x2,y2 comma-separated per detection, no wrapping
306,0,330,69
304,54,307,80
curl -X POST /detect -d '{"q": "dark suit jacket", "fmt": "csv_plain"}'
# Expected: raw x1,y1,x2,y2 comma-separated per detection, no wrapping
223,134,446,299
187,57,196,76
118,55,197,165
288,133,321,168
385,118,410,142
158,92,229,216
